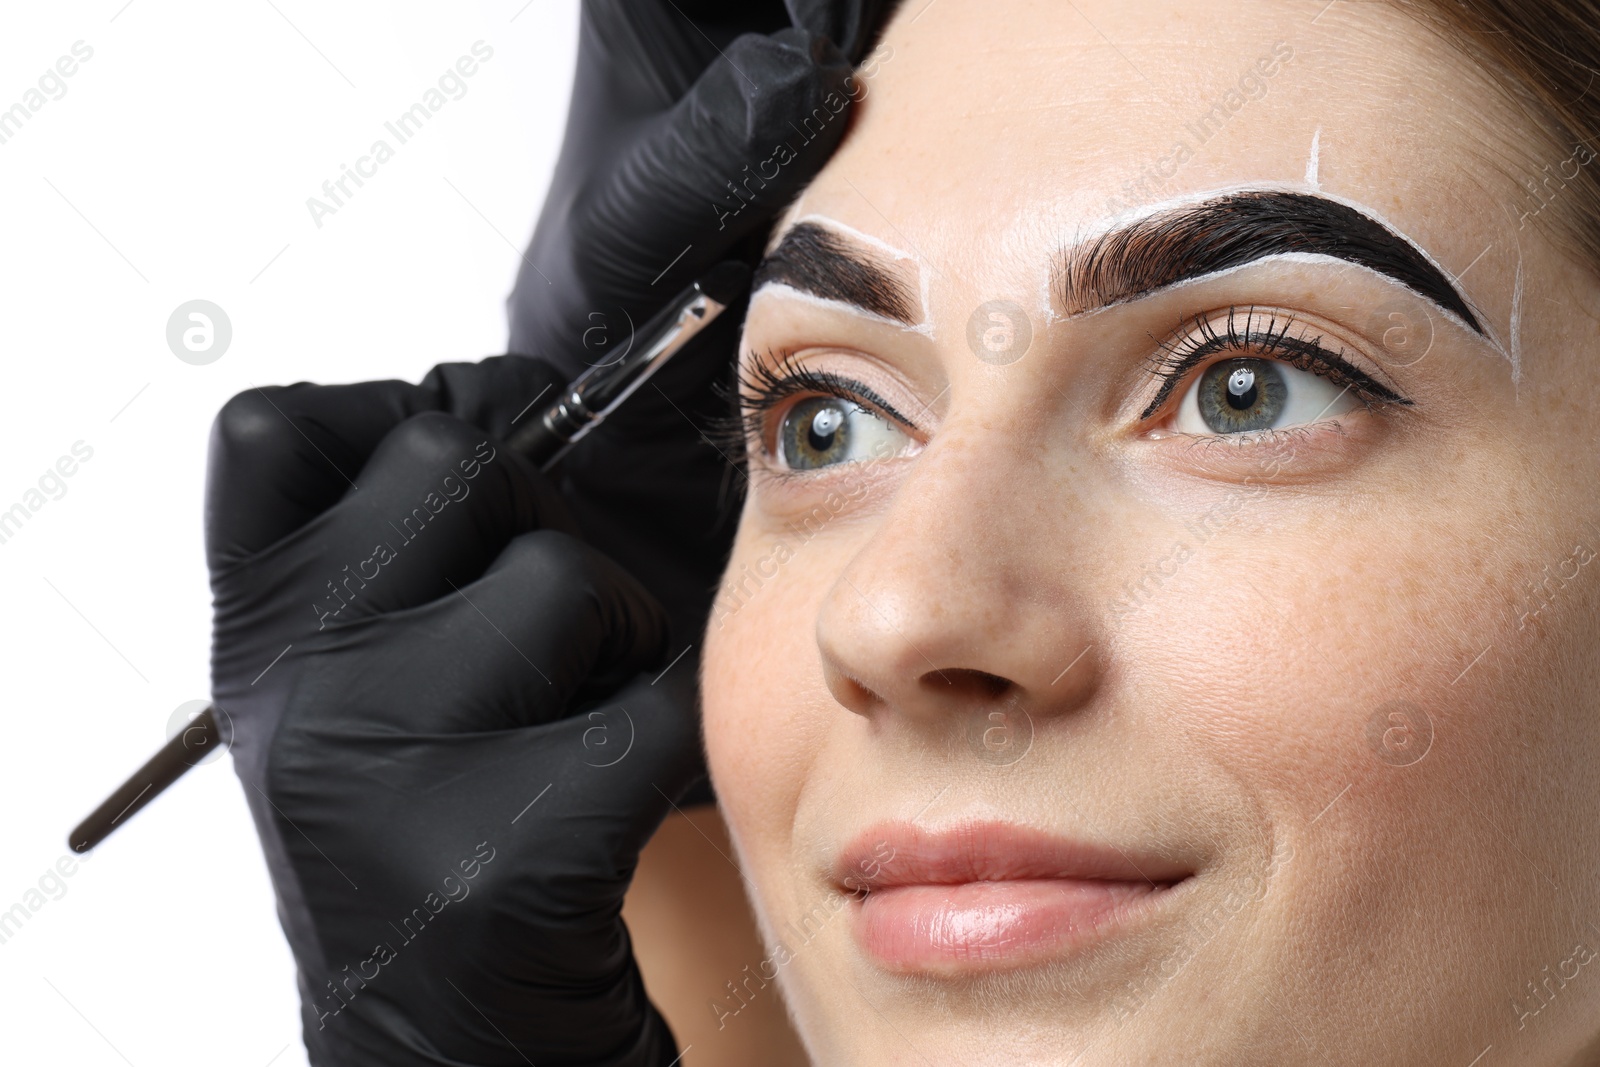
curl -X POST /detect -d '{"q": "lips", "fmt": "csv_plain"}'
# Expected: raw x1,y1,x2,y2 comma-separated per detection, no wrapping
833,821,1190,974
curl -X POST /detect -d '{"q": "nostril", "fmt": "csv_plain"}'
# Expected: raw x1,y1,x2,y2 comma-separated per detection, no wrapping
921,667,1013,700
823,661,888,715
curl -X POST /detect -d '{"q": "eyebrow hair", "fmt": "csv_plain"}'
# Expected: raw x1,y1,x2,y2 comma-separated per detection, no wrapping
1058,190,1483,332
752,221,920,325
755,192,1482,337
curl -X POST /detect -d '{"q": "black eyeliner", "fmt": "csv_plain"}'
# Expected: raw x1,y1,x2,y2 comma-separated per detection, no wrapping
1138,306,1412,421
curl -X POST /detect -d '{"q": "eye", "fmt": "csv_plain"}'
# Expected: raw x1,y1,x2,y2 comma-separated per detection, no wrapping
1175,356,1362,435
1142,307,1410,439
777,395,912,471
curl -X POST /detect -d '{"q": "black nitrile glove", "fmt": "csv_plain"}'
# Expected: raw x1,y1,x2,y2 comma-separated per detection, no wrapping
507,0,898,647
209,394,702,1065
208,1,900,1061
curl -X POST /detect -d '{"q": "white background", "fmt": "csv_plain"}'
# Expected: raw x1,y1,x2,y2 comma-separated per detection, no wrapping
0,2,578,1062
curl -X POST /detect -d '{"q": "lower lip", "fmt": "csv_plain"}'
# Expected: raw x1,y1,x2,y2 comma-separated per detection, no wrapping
856,878,1167,973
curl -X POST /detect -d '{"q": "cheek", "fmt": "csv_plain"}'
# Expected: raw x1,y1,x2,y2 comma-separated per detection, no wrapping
1138,502,1520,825
1126,484,1600,992
703,530,846,887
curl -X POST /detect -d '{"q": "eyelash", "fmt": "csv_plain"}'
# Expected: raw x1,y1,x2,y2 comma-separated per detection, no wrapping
712,306,1412,471
1140,306,1410,422
708,350,919,470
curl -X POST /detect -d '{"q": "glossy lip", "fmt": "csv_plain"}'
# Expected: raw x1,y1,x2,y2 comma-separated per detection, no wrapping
833,821,1193,975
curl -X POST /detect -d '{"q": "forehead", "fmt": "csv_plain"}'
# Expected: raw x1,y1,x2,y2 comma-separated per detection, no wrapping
779,0,1514,303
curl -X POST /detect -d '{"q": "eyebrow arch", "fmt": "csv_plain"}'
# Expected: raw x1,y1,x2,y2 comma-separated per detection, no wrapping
1058,190,1483,333
752,221,920,325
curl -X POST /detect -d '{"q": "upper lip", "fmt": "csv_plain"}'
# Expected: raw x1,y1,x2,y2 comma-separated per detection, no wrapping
831,820,1193,893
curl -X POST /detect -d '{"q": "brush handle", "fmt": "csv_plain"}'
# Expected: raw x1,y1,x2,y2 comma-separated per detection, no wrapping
69,706,220,852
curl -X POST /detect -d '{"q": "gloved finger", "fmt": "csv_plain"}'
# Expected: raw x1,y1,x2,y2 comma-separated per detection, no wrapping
403,665,704,961
528,652,706,893
574,1,793,118
301,529,671,737
586,27,852,284
205,355,567,572
265,411,578,629
427,666,706,1016
785,0,897,60
278,667,701,1060
509,27,857,372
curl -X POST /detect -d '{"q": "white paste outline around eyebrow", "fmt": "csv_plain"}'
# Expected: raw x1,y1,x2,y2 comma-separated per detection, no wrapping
749,281,936,337
775,189,1518,383
1038,269,1062,327
1509,249,1524,384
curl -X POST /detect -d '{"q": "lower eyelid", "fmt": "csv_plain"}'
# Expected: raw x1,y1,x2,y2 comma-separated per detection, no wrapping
1141,419,1379,485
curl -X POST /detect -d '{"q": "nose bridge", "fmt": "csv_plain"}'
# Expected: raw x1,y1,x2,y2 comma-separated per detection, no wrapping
815,409,1102,722
845,410,1034,612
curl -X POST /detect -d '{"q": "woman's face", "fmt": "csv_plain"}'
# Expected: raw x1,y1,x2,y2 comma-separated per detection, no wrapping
701,1,1600,1062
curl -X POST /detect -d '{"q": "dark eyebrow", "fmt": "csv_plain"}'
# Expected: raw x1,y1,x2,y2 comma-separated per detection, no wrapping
752,221,920,325
1058,190,1483,333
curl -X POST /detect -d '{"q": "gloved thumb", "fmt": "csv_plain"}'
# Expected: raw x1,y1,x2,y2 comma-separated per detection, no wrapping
512,27,858,363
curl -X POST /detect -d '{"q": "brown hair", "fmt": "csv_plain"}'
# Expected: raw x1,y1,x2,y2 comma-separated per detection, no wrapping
1403,0,1600,271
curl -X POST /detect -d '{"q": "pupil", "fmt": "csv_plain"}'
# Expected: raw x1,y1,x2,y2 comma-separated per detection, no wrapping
809,405,844,451
1226,365,1257,410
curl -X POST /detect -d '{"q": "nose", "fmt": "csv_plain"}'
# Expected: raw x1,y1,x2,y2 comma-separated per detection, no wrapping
815,418,1104,730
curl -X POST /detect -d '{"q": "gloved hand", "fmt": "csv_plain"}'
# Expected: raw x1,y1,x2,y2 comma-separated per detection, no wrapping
507,0,896,647
210,395,703,1065
207,1,899,1060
